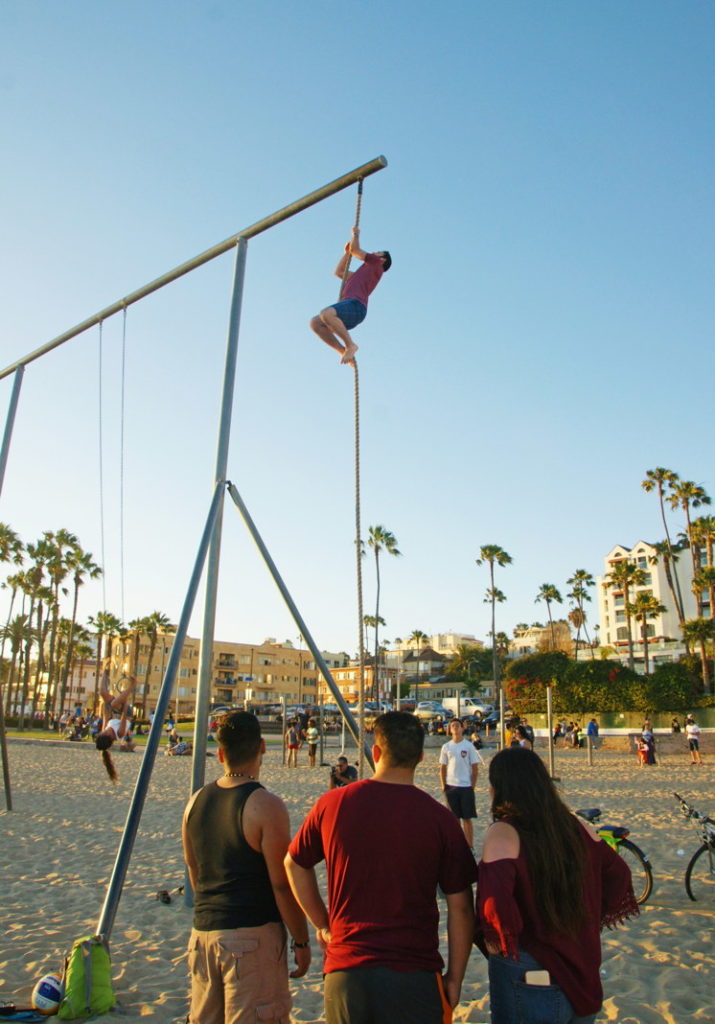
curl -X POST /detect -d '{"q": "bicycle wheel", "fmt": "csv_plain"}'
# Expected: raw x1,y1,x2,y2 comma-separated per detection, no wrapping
685,843,715,902
618,838,653,904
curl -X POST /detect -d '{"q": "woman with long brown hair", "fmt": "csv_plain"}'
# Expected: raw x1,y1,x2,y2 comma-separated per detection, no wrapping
476,747,638,1024
95,659,136,782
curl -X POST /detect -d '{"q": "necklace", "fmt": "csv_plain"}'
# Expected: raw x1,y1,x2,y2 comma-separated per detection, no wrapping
224,771,256,780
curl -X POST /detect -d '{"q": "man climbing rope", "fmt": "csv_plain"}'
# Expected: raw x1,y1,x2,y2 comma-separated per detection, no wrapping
310,228,391,365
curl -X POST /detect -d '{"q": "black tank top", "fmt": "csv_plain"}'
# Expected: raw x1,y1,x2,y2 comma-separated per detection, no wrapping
187,780,281,930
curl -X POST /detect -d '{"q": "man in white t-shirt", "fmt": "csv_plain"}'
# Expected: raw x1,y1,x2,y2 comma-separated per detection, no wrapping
439,718,484,849
685,715,703,765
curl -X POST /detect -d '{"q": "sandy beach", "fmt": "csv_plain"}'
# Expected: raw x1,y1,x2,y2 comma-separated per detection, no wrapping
1,736,713,1023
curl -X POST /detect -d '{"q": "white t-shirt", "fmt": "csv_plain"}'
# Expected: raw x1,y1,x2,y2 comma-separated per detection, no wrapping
439,738,483,787
686,722,701,740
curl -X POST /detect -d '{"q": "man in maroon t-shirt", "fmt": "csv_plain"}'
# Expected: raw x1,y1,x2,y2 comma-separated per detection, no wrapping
310,227,391,366
285,712,475,1024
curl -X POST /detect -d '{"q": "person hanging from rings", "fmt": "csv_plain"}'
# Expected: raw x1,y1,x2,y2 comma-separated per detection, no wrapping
95,657,137,782
310,227,391,366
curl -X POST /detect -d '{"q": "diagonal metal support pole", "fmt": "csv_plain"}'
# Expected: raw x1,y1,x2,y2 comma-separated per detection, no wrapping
0,365,25,502
95,480,224,943
226,481,373,770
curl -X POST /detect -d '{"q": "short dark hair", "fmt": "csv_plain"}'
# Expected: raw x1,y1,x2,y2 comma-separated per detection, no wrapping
217,710,262,766
337,755,348,765
373,711,423,768
380,251,392,271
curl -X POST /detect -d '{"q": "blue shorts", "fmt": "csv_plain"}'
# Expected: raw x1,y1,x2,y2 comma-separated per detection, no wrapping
331,299,367,330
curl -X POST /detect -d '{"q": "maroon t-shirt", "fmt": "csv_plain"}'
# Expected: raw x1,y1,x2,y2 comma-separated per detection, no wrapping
288,778,477,973
340,253,384,306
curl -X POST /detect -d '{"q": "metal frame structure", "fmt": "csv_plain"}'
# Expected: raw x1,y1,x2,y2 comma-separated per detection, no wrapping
0,156,387,936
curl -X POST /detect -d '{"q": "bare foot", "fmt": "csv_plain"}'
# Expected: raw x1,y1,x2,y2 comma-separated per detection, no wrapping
340,342,358,365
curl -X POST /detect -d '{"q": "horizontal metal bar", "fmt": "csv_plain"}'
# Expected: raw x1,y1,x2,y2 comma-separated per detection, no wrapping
0,156,387,381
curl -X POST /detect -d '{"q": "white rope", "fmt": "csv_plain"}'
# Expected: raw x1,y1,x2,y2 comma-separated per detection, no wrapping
98,322,107,612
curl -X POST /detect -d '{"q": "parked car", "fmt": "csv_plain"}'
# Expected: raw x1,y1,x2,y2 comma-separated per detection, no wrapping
481,711,500,729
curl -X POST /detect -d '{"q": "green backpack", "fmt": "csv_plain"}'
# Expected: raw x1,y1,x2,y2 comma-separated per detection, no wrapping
58,935,115,1019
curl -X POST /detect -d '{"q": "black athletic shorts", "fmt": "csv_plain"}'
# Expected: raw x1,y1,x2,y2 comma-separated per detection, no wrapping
445,785,476,820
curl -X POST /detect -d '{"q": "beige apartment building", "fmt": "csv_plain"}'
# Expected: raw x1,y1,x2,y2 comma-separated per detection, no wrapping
107,633,327,716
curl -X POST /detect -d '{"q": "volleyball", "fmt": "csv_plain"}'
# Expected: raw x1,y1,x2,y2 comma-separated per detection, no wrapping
31,972,65,1014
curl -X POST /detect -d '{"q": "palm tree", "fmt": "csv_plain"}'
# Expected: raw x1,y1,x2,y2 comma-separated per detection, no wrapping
566,569,595,658
535,583,563,650
681,618,715,695
66,632,93,712
367,526,400,703
668,479,711,596
693,567,715,624
42,529,78,719
647,540,687,638
0,614,35,716
627,593,667,675
690,515,715,618
87,610,124,710
691,514,715,574
142,611,176,714
642,468,686,621
604,559,646,671
57,547,102,716
476,545,512,698
363,615,385,665
408,629,428,703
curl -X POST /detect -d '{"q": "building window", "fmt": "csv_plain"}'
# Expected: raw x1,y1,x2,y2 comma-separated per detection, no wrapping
616,627,628,640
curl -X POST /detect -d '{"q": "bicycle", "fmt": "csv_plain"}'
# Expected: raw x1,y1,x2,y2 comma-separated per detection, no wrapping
673,792,715,902
576,807,653,904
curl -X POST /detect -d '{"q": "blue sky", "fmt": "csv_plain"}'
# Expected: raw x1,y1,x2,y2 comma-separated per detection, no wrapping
1,1,712,655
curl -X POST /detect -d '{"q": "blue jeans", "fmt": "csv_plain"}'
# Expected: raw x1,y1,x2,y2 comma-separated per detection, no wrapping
489,950,598,1024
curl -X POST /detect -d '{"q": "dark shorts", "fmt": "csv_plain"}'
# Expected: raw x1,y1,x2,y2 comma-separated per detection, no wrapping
689,738,699,751
324,967,449,1024
445,785,477,820
331,299,367,330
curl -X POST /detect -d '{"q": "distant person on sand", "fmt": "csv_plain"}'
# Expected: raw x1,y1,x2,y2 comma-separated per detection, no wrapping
95,659,136,782
328,756,357,789
685,715,703,765
305,718,319,767
285,719,301,768
475,747,639,1024
439,717,484,851
182,711,310,1023
310,228,391,366
285,711,476,1024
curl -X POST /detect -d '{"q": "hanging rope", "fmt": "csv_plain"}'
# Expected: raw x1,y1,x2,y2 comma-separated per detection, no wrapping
119,306,127,624
98,322,107,612
353,360,366,777
339,180,367,776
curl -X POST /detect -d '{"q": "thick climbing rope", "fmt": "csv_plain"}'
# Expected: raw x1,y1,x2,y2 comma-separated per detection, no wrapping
339,180,367,776
119,306,127,623
98,321,107,612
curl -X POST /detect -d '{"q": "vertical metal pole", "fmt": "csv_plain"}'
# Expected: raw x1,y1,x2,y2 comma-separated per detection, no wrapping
0,365,25,500
191,238,248,797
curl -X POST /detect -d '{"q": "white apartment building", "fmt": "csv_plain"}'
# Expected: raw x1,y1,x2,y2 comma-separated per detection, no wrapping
428,632,482,656
597,541,698,668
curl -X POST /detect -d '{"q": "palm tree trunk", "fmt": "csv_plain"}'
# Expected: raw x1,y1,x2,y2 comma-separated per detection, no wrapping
658,484,686,622
58,585,80,715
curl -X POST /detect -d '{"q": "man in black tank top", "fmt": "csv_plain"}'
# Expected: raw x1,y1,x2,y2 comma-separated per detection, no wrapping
182,712,310,1023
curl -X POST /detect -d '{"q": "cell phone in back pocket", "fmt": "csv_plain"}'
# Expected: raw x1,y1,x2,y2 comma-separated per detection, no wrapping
524,969,551,986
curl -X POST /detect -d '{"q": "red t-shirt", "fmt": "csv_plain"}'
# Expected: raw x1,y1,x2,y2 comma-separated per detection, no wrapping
288,778,476,973
476,821,639,1016
340,253,384,306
